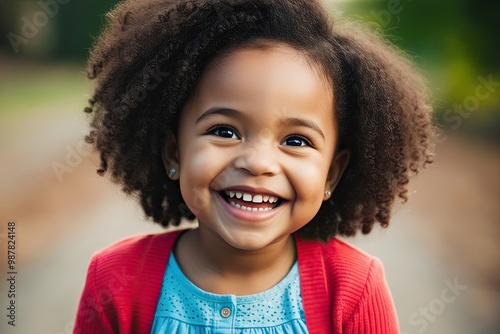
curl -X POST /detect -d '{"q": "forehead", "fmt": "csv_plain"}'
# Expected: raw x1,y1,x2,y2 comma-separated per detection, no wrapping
184,44,335,129
200,42,333,95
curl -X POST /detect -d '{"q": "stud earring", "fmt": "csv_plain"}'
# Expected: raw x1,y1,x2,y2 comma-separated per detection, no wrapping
325,190,332,197
168,168,177,178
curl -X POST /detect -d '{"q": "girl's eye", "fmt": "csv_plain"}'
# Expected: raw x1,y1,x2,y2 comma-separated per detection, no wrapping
208,126,239,139
282,135,312,147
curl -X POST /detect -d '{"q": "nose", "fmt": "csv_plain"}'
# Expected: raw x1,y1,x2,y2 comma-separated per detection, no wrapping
233,140,281,176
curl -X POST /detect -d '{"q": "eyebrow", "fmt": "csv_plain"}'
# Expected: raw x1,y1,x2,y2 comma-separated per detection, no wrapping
195,107,243,124
282,118,325,140
195,107,325,139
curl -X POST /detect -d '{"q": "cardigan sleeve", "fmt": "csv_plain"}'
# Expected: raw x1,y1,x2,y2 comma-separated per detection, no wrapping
72,231,181,334
342,257,399,333
73,254,115,333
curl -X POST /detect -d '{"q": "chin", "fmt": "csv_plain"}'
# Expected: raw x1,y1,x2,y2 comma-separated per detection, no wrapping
225,237,267,251
222,231,284,251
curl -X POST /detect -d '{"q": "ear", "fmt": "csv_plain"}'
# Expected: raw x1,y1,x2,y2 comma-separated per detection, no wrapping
324,149,350,200
162,131,180,181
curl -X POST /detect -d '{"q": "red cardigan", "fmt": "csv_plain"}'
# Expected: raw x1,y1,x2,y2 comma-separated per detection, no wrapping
74,230,398,333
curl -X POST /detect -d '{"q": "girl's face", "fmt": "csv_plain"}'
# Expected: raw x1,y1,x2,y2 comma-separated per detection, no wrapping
167,44,348,251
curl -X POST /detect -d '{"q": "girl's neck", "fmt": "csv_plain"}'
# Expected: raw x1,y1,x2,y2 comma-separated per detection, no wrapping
174,227,296,295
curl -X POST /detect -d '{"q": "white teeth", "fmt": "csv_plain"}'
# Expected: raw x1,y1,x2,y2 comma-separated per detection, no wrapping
243,206,252,212
252,195,263,203
243,193,252,202
224,191,281,204
229,201,272,212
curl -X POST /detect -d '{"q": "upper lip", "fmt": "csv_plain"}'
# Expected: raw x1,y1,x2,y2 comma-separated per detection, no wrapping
216,185,287,201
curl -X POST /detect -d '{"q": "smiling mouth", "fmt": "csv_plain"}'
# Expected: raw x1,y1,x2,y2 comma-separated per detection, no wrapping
219,191,285,212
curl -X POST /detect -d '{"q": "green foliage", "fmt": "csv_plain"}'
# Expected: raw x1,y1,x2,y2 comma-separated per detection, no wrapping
332,0,499,117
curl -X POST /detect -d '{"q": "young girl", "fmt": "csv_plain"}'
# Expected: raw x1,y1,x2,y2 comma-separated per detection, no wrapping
74,0,434,333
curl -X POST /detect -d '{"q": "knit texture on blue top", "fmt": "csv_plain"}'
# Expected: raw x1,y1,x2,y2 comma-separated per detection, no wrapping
151,253,308,333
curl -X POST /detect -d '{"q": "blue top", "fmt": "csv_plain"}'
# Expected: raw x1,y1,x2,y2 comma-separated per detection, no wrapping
151,253,309,333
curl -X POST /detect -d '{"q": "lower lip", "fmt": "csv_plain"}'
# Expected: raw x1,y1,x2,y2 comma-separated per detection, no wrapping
215,192,285,223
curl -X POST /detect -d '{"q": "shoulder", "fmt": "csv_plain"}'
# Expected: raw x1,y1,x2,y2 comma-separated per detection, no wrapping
324,238,380,275
74,229,189,333
296,236,398,332
322,238,388,303
87,229,186,288
297,237,384,293
92,229,182,262
296,236,379,282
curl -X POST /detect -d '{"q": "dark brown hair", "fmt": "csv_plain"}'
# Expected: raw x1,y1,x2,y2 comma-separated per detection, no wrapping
84,0,434,240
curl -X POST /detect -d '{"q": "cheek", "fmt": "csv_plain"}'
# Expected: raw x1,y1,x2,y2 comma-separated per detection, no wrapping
288,164,329,226
288,157,329,208
178,142,230,213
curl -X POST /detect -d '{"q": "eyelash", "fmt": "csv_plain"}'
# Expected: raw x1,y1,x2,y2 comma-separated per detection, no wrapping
206,125,240,139
282,135,313,147
206,125,313,147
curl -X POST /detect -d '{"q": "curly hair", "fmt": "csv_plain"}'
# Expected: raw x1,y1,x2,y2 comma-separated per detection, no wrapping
84,0,435,241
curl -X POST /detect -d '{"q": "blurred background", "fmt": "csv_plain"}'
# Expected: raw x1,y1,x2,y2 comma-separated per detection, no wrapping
0,0,498,333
